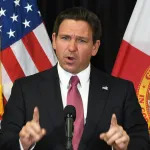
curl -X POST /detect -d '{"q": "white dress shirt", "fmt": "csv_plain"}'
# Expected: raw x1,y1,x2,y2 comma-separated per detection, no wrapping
57,62,90,121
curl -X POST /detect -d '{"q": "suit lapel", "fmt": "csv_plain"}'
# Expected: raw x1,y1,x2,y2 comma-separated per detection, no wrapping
39,66,64,125
38,66,66,146
79,66,110,148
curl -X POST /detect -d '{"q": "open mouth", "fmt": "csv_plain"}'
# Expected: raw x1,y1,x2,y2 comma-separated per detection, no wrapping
68,56,74,60
65,56,76,64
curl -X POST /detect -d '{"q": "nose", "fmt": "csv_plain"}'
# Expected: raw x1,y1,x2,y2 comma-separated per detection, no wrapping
68,40,77,52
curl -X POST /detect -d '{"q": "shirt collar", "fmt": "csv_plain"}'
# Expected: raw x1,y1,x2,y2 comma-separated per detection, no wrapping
57,62,91,88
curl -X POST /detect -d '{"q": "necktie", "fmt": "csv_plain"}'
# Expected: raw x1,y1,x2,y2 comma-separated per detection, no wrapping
67,76,84,150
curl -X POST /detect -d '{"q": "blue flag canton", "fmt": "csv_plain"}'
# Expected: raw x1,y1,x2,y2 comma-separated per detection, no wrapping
0,0,43,50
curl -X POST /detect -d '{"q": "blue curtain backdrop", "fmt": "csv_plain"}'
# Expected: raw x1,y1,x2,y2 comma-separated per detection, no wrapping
38,0,137,74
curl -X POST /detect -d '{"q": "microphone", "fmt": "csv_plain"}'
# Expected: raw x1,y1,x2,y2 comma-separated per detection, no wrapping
64,105,76,150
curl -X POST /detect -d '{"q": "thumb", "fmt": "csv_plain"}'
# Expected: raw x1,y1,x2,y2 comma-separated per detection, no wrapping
33,106,39,123
110,114,118,127
100,133,106,140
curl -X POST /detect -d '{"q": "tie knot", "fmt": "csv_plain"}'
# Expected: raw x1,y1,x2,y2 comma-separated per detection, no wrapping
70,76,80,86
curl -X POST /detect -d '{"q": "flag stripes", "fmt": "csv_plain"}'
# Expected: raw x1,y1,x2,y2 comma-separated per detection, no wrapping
1,47,25,82
33,23,57,66
11,39,39,76
22,31,52,72
0,23,57,102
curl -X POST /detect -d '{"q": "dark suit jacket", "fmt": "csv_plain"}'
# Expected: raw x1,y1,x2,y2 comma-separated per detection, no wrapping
0,65,149,150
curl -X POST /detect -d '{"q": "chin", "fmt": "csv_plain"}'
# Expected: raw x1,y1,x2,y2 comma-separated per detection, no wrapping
65,68,78,74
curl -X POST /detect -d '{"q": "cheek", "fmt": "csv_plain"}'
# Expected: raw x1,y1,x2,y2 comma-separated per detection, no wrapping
83,47,94,56
55,47,67,60
55,43,64,54
56,41,68,51
79,49,92,61
55,49,63,58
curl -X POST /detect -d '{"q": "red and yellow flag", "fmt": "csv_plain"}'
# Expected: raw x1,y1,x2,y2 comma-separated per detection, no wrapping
112,0,150,133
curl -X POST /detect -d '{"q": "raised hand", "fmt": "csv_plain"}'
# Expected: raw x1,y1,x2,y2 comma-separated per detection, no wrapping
19,107,46,150
100,114,130,150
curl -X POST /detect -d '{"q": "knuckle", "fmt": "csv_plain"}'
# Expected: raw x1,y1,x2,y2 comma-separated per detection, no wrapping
119,126,123,131
26,121,31,127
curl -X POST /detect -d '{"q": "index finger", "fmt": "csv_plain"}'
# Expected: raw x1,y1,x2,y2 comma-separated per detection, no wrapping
110,114,118,127
33,106,39,123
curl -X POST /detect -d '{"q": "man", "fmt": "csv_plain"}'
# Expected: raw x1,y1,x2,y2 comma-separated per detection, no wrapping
0,7,149,150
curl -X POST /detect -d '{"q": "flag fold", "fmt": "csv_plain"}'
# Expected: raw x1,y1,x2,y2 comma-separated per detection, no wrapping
112,0,150,133
0,0,57,119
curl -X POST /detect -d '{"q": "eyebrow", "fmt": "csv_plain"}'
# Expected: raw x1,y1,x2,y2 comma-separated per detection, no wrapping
59,34,89,40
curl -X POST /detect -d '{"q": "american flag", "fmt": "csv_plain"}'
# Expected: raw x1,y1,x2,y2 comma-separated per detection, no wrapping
0,0,57,119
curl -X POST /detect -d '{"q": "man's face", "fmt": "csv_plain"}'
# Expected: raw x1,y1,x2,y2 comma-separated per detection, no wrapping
52,19,100,74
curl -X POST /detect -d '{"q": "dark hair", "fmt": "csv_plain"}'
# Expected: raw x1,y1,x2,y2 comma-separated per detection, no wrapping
53,7,102,43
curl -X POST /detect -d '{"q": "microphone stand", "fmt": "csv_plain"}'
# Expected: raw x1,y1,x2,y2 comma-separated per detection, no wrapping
65,114,74,150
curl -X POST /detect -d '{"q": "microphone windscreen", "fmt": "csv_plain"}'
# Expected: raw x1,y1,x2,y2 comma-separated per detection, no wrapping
64,105,76,121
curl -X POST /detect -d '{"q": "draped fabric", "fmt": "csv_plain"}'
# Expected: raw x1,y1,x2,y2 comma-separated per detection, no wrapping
112,0,150,134
0,0,57,120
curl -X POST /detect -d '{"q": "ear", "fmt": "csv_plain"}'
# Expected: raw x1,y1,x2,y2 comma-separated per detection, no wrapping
52,33,56,50
92,40,100,56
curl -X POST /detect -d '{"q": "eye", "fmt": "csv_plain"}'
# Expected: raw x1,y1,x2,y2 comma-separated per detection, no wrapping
61,36,70,40
77,38,87,43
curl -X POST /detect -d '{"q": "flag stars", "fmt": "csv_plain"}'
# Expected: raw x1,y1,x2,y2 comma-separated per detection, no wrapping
0,7,6,17
7,29,15,38
14,0,20,7
22,19,31,28
24,3,33,12
10,13,18,22
0,25,2,32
